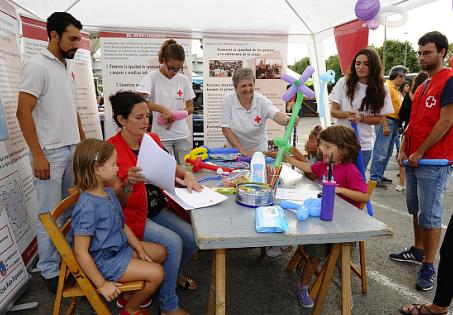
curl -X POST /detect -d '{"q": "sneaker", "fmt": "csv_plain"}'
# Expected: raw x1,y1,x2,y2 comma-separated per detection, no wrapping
297,286,314,308
389,246,424,264
266,245,293,258
117,295,152,308
415,263,436,291
43,276,59,294
376,181,388,189
382,176,393,183
395,185,405,192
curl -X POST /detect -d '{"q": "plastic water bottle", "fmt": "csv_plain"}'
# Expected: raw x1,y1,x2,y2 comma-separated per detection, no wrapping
250,152,266,183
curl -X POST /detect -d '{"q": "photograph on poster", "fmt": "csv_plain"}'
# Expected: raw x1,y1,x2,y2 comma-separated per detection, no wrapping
255,58,282,79
209,60,242,77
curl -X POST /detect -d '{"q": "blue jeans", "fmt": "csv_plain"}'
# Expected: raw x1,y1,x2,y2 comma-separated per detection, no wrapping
143,208,198,311
370,118,399,182
30,145,76,279
405,165,451,229
161,137,191,165
361,150,372,174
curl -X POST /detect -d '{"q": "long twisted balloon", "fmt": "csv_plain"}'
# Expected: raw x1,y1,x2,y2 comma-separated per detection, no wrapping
274,66,315,168
318,70,335,128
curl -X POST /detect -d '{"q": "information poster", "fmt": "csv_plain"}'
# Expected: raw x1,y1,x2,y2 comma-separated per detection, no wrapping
0,2,33,313
0,4,38,267
21,16,102,140
202,36,288,147
0,210,31,314
100,32,192,139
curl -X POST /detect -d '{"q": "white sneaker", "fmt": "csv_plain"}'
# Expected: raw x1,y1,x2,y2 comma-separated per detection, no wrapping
395,185,405,192
266,245,293,258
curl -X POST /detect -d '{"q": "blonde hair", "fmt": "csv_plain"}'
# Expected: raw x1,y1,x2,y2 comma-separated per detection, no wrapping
158,39,185,64
73,139,115,191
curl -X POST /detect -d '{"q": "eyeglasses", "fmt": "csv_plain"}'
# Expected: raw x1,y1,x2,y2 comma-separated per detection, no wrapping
416,50,436,57
164,59,183,73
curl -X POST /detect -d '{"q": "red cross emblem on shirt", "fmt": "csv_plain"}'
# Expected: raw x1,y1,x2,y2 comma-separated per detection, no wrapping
425,96,436,108
254,115,262,124
177,89,183,97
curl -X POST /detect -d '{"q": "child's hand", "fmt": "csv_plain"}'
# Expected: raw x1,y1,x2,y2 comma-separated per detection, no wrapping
99,281,122,302
335,186,344,194
290,147,305,161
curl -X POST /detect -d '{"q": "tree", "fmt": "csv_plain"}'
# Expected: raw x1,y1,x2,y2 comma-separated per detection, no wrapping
288,57,310,74
374,40,420,74
325,55,341,78
443,43,453,68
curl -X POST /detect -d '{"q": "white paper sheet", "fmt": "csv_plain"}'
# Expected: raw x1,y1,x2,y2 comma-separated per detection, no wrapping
275,188,320,201
164,187,228,210
137,133,176,193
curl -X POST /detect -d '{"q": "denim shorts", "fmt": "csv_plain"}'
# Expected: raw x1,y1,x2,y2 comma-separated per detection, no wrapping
405,165,451,229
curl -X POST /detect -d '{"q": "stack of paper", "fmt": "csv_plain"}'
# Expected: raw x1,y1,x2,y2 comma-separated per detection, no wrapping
275,188,320,201
164,187,228,210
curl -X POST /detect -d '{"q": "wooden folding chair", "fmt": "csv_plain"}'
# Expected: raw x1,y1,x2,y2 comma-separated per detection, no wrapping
39,188,144,315
286,181,377,294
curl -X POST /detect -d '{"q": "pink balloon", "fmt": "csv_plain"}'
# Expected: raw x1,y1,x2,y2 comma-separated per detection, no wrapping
366,18,380,30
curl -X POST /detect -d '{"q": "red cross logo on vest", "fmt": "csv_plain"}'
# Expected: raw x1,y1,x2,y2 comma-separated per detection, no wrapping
425,96,436,108
177,89,183,97
254,115,262,124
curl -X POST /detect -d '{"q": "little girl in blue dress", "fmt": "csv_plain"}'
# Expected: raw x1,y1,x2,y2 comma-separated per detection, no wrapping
72,138,167,315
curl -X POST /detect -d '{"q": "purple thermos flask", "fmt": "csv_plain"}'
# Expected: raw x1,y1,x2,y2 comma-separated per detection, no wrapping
320,156,336,221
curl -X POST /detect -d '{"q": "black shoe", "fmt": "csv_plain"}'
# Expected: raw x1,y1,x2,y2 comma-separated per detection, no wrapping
382,176,393,183
43,276,59,294
376,181,388,189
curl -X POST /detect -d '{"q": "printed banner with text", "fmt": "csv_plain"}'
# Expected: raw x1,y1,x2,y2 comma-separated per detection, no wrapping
0,3,33,313
100,32,192,139
202,37,287,147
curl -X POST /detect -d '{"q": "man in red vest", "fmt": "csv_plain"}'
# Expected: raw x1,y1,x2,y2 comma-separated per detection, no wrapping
390,31,453,292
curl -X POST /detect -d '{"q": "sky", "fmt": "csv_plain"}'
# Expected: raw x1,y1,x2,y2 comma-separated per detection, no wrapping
192,0,453,65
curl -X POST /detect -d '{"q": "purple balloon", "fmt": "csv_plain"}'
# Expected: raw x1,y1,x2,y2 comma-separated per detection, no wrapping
355,0,380,21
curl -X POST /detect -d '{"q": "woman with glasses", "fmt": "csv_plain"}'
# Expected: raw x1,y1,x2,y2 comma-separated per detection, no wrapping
137,39,194,164
108,91,201,315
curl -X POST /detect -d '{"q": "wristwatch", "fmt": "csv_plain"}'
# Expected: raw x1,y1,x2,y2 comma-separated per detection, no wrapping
359,114,365,122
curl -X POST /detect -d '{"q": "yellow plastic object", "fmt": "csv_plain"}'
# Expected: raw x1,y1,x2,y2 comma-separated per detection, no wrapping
184,147,208,161
211,187,237,194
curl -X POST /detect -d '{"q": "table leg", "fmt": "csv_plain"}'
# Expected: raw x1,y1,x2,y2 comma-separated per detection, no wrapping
340,243,352,315
309,263,326,301
215,249,226,315
312,244,340,315
207,251,216,315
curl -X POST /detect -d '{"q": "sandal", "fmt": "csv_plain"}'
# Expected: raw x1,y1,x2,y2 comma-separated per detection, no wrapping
177,275,197,290
399,304,448,315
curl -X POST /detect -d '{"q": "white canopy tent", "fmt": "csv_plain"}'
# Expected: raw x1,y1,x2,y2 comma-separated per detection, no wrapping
10,0,438,125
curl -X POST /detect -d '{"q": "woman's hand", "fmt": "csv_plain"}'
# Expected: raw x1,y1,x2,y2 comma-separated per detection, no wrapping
137,248,154,263
348,111,361,123
99,281,121,302
127,167,146,185
183,172,203,193
240,147,256,157
161,107,175,124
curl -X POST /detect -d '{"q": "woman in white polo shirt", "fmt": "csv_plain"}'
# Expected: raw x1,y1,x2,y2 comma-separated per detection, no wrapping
136,39,195,164
221,68,290,156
